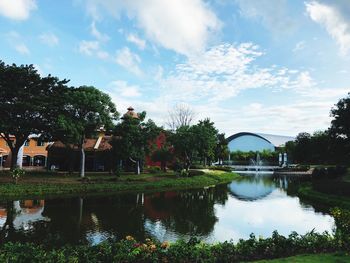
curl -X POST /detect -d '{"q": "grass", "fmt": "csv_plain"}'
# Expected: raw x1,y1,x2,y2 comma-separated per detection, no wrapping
0,170,239,200
297,183,350,210
253,252,350,262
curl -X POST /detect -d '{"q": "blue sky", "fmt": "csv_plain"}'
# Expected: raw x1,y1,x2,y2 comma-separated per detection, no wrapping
0,0,349,136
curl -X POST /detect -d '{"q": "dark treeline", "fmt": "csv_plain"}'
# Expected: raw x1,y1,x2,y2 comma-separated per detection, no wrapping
285,93,350,165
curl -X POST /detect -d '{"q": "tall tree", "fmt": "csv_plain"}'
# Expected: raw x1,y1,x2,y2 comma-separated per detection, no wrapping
111,111,160,174
166,103,195,131
215,133,229,165
192,118,218,166
55,86,118,178
0,61,69,169
169,125,198,171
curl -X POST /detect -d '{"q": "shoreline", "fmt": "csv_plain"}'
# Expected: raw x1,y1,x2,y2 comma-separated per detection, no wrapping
0,171,238,200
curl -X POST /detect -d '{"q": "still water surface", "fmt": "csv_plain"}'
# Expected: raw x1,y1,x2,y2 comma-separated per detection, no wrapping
0,175,334,246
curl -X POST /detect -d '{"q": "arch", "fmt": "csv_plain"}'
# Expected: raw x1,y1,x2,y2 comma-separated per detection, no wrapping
22,155,31,166
227,132,275,153
33,155,46,167
227,132,273,144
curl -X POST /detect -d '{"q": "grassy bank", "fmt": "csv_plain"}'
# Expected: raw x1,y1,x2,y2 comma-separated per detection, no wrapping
0,170,238,200
298,183,350,210
253,252,350,263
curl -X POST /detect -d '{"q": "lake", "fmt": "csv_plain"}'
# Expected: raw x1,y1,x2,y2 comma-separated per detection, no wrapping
0,174,334,246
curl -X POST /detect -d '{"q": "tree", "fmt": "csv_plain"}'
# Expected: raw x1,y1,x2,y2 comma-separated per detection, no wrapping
169,125,198,171
111,111,160,175
0,61,69,169
330,93,350,162
166,103,195,131
192,119,218,166
215,133,229,165
151,133,173,172
55,86,118,178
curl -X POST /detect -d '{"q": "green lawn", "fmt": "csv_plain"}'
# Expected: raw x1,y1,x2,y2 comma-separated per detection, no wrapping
0,170,239,200
253,253,350,263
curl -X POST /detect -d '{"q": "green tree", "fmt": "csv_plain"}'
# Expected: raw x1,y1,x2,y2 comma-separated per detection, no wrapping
55,86,118,177
111,112,160,175
0,61,68,169
215,133,229,165
192,118,218,166
330,93,350,162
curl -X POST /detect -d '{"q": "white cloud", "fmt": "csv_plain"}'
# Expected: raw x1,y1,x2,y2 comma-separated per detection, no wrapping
115,47,142,75
293,41,305,52
235,0,297,33
78,40,99,56
126,33,146,50
6,31,30,55
15,43,30,55
108,80,142,97
305,1,350,56
0,0,36,20
81,0,221,56
39,32,59,47
158,43,320,102
91,21,110,42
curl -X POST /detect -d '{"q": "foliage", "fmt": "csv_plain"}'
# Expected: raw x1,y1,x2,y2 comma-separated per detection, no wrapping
215,133,229,165
0,61,69,169
0,172,238,200
151,134,174,172
11,168,25,183
0,229,349,263
209,166,233,172
147,166,162,174
312,166,347,179
111,112,161,175
169,118,219,170
331,208,350,249
230,150,278,165
53,86,118,178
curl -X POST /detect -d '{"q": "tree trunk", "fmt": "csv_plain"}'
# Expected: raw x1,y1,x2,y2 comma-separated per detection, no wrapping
80,143,85,178
10,147,20,171
161,161,167,172
136,160,140,175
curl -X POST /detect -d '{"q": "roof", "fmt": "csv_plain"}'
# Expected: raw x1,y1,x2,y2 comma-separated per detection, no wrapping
49,136,112,151
227,132,294,147
122,106,139,119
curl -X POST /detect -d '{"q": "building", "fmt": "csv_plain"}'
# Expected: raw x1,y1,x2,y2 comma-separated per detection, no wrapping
47,131,113,171
227,132,294,152
0,136,48,168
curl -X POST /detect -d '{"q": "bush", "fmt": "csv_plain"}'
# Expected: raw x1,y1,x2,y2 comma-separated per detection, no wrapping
209,166,232,172
11,168,25,183
190,164,206,169
148,166,161,174
331,207,350,249
188,170,205,176
312,166,347,179
0,229,347,263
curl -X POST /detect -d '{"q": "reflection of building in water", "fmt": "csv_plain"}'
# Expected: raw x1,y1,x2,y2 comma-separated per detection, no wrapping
228,179,275,201
144,192,178,220
0,200,48,230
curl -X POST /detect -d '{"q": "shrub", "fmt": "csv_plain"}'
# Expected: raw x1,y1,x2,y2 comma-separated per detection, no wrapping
148,166,161,174
11,168,25,184
209,166,232,172
188,170,205,176
190,164,206,169
312,166,347,179
0,230,345,263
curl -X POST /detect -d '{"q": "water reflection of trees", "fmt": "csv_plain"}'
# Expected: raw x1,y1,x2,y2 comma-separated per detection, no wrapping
0,186,230,246
144,185,229,237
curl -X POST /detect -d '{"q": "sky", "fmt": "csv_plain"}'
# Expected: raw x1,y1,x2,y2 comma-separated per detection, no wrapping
0,0,349,137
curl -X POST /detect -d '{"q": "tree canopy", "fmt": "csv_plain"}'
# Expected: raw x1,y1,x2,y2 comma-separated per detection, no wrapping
0,61,69,169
